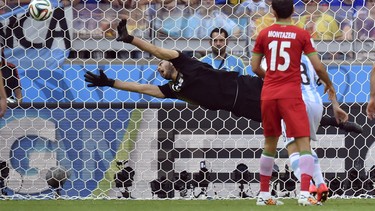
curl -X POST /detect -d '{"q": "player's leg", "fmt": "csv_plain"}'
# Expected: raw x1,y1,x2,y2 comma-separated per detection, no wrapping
285,145,326,200
256,99,283,206
311,150,329,202
283,100,328,202
281,99,319,206
289,151,328,202
305,101,329,202
281,121,301,183
293,137,320,206
257,136,283,205
293,140,313,189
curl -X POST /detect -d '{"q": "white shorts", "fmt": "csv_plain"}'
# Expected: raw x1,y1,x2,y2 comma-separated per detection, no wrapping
282,100,323,148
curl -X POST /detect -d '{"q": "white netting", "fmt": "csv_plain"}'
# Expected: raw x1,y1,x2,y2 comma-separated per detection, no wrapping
0,0,374,200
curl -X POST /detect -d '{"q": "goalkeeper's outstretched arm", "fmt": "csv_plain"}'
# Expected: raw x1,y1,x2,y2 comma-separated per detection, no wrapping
116,19,179,61
84,69,166,98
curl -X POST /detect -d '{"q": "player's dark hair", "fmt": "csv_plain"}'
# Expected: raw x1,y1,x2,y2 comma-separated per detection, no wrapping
210,28,229,39
272,0,294,19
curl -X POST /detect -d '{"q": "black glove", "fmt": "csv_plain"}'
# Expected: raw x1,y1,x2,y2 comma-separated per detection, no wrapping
116,19,134,43
84,69,115,87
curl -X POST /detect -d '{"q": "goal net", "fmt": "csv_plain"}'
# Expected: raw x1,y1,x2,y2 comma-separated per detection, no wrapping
0,0,374,199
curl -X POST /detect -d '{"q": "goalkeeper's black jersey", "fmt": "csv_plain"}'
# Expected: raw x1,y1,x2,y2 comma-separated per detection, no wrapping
159,52,263,122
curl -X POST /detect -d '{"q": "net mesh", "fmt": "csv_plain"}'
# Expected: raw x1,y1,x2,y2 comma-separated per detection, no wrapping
0,0,374,199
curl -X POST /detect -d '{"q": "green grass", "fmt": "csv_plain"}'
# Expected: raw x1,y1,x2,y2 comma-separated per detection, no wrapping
1,199,375,211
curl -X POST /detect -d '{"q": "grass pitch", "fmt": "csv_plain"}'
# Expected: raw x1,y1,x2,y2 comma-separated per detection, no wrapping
0,199,374,211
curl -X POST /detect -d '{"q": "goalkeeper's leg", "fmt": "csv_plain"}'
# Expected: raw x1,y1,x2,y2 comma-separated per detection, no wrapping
320,116,363,134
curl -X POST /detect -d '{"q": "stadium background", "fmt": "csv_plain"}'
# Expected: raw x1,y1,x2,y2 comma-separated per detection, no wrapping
0,0,374,200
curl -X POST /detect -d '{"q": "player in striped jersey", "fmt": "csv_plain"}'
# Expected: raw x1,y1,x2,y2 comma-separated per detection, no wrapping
281,55,329,203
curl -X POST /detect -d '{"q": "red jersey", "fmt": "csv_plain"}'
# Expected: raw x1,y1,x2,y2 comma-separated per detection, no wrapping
252,23,317,100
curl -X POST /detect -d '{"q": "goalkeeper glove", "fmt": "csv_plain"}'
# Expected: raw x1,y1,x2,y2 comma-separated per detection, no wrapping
84,69,115,87
116,19,134,43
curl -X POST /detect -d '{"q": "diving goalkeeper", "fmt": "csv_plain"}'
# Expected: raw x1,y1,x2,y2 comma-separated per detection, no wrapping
84,19,361,133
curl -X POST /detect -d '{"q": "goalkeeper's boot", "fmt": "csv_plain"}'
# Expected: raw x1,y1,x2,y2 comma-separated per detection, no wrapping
298,194,321,206
309,184,317,196
320,116,363,134
339,121,363,134
316,183,329,202
256,196,284,205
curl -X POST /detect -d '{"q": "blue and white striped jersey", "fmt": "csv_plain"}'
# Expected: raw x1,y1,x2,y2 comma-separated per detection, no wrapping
300,55,323,105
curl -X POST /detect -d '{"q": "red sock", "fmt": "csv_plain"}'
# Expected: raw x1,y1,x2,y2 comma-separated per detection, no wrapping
260,175,271,192
301,174,312,191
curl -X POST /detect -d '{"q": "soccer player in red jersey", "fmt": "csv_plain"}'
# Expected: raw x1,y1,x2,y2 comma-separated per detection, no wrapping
367,64,375,120
251,0,348,206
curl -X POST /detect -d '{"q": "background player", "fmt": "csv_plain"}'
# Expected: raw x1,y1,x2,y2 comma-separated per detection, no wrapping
0,39,8,117
0,70,7,117
200,28,247,75
367,64,375,120
251,0,347,206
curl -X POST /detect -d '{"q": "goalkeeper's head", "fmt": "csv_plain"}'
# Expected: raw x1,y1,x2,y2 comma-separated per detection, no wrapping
157,60,177,80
